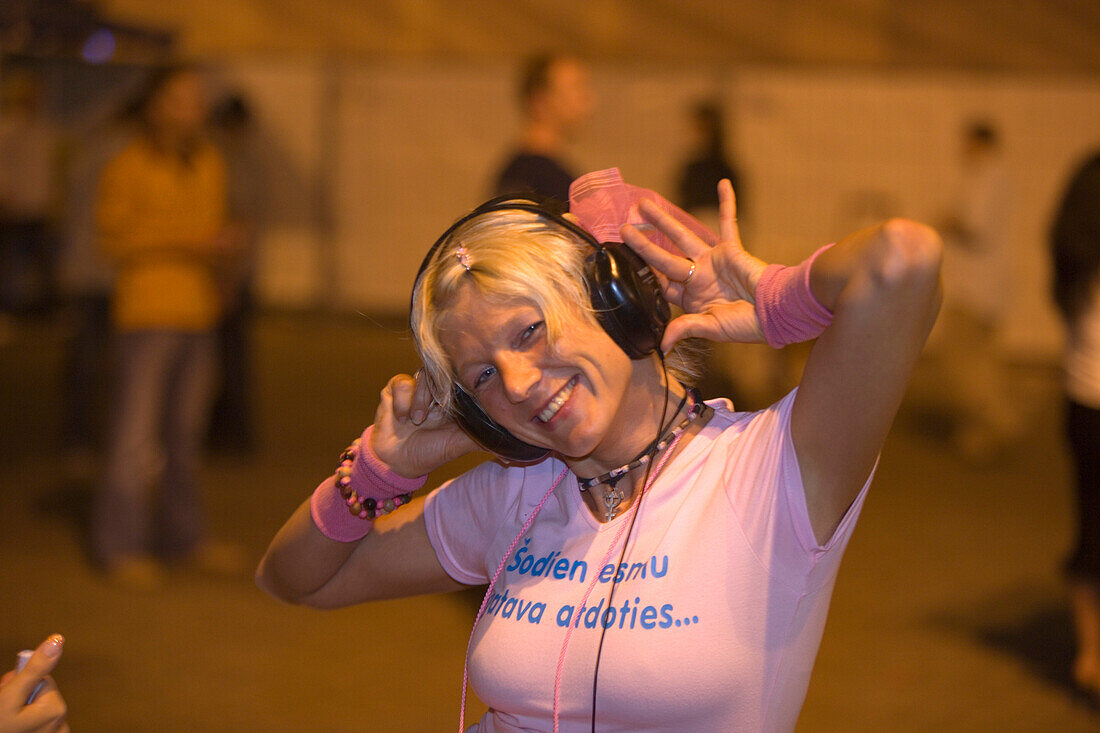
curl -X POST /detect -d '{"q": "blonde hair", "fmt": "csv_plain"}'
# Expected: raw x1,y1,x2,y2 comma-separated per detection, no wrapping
411,206,704,413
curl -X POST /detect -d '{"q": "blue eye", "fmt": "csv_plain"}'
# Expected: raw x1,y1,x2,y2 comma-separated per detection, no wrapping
473,366,496,388
519,321,545,344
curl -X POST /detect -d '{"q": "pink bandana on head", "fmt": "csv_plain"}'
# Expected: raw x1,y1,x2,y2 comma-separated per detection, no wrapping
567,167,716,254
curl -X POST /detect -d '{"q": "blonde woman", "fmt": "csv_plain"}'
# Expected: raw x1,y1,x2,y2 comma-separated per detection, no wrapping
259,170,942,731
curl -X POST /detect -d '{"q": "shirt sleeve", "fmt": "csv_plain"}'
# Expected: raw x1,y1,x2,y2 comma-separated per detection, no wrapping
722,389,874,589
424,459,534,586
423,458,570,586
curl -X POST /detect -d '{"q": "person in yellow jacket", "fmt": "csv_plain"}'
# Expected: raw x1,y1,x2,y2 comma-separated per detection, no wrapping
93,66,245,588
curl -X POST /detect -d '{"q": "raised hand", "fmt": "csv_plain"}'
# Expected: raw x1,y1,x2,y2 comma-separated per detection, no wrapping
621,180,769,352
369,372,479,478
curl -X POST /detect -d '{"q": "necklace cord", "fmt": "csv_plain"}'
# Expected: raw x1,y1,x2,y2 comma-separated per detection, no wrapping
552,429,683,733
576,388,689,493
589,356,671,731
455,361,692,733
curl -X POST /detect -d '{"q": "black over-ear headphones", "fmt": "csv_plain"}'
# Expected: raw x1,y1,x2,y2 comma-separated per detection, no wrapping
411,195,670,463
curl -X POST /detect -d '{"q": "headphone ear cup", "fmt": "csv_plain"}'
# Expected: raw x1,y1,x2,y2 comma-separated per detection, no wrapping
587,246,670,359
451,385,550,463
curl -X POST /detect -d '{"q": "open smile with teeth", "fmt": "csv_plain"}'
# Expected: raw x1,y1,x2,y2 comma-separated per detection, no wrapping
537,377,577,423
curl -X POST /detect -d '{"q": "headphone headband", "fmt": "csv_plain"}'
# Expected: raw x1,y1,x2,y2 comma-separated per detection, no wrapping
412,196,601,302
409,195,669,463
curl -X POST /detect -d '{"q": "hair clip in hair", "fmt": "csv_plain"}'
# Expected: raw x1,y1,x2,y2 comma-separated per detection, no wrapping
455,245,472,272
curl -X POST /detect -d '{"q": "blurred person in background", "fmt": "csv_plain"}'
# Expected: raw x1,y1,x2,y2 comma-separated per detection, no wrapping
676,100,744,230
674,99,774,409
92,66,246,589
0,70,62,332
492,52,595,204
1050,147,1100,705
938,120,1019,462
206,93,267,454
55,114,131,474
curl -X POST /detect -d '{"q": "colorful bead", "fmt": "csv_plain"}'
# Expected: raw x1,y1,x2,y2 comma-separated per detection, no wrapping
333,437,416,521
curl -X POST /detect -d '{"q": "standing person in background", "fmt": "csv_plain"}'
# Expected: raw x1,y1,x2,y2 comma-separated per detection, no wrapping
492,53,595,204
93,66,245,589
676,100,744,229
673,99,778,407
1050,148,1100,706
56,118,131,474
0,70,62,327
938,120,1018,461
206,93,266,454
674,100,771,408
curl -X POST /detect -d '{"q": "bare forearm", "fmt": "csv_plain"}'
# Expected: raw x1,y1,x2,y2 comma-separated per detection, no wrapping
255,492,358,604
257,483,463,608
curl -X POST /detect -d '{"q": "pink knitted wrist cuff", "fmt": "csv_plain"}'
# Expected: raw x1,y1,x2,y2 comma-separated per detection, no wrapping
310,426,428,543
754,243,836,348
348,425,428,501
311,477,374,542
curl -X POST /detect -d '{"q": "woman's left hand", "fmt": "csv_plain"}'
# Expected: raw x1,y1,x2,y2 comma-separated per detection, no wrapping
621,179,768,352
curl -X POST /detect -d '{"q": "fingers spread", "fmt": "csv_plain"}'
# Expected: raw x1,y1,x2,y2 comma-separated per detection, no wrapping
622,223,677,265
636,199,709,259
717,179,741,246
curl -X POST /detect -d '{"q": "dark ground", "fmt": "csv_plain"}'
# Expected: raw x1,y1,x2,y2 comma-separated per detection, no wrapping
1,311,1098,732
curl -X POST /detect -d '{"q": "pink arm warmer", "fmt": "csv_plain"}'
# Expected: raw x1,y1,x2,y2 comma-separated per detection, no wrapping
753,243,836,348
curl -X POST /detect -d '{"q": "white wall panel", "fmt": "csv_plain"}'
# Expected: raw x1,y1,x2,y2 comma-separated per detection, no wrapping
218,58,1100,358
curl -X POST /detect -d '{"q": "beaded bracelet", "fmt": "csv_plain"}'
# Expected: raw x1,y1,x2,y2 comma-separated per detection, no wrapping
310,426,428,542
334,438,413,520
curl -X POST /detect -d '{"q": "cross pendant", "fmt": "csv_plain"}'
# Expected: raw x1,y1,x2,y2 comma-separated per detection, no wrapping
602,487,624,521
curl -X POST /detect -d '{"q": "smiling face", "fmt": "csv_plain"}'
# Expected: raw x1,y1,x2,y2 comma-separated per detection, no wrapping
411,205,690,472
438,282,654,471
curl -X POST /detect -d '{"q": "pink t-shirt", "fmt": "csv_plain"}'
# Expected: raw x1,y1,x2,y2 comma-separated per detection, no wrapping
424,390,872,732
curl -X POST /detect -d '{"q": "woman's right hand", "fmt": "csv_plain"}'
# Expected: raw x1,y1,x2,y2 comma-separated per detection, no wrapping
369,372,479,478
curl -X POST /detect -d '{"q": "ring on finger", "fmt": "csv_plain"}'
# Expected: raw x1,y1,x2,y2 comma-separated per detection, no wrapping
679,260,697,286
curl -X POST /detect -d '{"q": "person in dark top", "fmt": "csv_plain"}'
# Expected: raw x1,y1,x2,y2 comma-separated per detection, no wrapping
677,101,743,215
493,53,594,204
1050,148,1100,704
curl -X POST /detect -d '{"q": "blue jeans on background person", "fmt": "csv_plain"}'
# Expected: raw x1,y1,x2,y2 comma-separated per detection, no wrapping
93,330,218,566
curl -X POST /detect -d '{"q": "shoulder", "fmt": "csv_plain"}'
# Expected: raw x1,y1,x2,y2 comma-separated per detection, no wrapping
703,390,798,441
495,153,573,189
106,139,147,169
193,141,227,174
428,456,569,517
682,391,799,480
423,457,571,560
